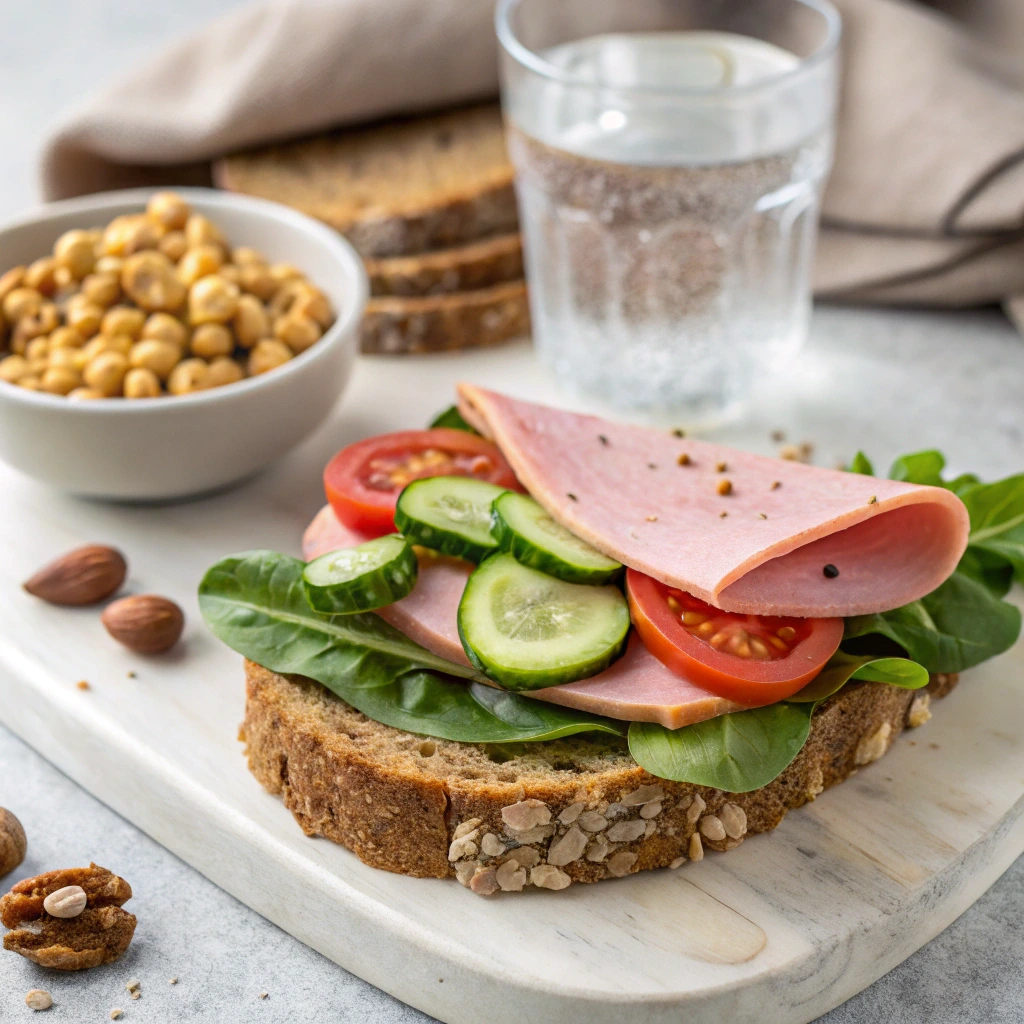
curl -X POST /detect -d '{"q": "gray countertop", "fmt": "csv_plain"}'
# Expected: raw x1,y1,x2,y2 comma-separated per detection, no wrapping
3,2,1024,1021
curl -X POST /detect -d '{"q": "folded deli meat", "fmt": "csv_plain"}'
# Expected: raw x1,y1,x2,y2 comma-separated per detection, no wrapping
456,385,970,618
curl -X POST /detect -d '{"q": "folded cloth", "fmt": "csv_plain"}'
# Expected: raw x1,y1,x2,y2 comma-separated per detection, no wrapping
38,0,1024,320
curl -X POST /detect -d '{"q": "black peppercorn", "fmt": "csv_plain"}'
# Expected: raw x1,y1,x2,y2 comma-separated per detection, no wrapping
823,564,840,579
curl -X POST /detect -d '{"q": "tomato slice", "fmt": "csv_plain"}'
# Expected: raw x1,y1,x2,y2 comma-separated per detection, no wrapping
324,428,521,537
626,569,843,706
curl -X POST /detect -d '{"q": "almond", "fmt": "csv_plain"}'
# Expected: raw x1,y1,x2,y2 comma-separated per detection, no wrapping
101,595,184,654
23,545,127,606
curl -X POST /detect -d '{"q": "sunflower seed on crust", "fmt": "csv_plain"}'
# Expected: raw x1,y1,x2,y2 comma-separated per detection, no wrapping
508,824,554,844
699,815,727,842
670,856,685,869
505,846,540,867
455,861,477,886
469,866,500,896
689,833,704,861
606,852,637,878
686,794,706,823
577,811,609,832
719,803,747,839
621,785,664,807
448,832,480,861
547,826,588,867
639,802,662,819
453,818,482,840
496,860,527,892
501,799,551,832
531,865,571,890
558,802,585,825
480,833,506,857
607,819,646,843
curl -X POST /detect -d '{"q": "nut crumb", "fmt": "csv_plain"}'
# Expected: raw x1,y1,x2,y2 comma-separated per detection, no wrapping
645,514,658,522
131,992,141,1001
670,856,685,869
717,479,732,496
76,680,90,690
771,480,781,490
676,452,690,466
26,990,53,1011
259,992,269,1000
125,979,140,993
169,977,178,985
127,671,137,679
110,1010,123,1020
716,461,727,472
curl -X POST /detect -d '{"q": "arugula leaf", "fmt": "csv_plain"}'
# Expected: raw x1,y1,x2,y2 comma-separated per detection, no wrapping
888,450,946,487
847,451,875,476
960,475,1024,582
628,704,813,793
199,551,623,742
429,406,478,434
788,652,928,704
844,570,1021,673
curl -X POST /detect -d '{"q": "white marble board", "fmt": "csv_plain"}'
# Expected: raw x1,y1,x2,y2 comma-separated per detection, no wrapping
2,326,1023,1024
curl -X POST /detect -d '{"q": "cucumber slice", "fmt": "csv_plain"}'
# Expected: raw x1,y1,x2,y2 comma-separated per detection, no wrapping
429,405,478,434
303,535,418,614
458,553,630,690
395,476,506,562
491,492,623,585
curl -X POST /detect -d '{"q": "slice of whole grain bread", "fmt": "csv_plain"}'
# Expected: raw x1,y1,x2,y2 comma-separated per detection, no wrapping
365,233,523,297
360,280,529,354
214,104,517,258
242,660,956,894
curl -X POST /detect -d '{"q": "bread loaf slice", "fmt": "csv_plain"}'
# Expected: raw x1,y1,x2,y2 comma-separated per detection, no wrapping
366,233,523,297
360,280,529,354
242,660,957,893
214,104,517,258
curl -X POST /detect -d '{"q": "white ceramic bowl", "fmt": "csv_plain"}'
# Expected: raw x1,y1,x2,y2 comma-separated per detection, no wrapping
0,188,367,501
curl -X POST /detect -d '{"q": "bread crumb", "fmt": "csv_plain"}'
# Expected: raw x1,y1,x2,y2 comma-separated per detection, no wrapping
259,992,269,1000
168,977,178,985
125,979,140,993
110,1011,123,1021
76,680,90,690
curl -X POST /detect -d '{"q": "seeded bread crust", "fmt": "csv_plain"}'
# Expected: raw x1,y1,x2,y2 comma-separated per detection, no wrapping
360,280,529,355
214,104,517,259
365,234,524,298
242,660,957,893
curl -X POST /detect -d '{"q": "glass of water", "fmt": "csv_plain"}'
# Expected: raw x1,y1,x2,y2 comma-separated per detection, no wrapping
496,0,841,424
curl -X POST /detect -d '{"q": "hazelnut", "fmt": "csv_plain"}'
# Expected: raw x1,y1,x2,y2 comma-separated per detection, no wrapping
0,808,27,878
101,594,184,653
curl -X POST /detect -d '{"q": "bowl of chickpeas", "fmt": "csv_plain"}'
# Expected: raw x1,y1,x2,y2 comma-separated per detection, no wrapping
0,188,367,499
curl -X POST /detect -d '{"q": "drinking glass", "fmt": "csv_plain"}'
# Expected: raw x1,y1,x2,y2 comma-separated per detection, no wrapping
496,0,841,423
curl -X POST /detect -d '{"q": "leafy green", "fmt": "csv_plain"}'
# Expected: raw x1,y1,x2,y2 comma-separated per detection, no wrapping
848,451,875,476
628,704,814,793
429,406,478,434
788,651,928,704
888,450,947,487
960,475,1024,581
199,551,624,742
844,570,1020,673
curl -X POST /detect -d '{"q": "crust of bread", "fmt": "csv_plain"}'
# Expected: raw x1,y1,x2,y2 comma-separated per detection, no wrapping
214,104,517,258
365,233,523,298
360,280,529,354
242,660,957,891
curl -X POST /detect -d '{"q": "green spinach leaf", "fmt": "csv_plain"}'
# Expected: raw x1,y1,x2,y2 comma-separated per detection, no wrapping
788,651,928,704
844,570,1020,673
429,406,478,434
199,551,623,742
960,474,1024,582
628,704,813,793
847,451,875,475
888,450,947,487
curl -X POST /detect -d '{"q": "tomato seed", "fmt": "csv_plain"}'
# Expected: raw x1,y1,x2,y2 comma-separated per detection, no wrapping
777,626,797,641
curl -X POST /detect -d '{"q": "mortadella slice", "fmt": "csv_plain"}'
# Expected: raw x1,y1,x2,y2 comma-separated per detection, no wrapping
302,505,742,727
457,385,970,617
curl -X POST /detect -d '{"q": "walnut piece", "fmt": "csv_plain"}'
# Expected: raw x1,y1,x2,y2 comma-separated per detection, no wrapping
0,808,27,878
2,864,136,970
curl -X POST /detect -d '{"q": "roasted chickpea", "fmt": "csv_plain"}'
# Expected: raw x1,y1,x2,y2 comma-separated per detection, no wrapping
238,263,278,301
0,267,25,304
3,287,43,323
189,275,239,325
47,347,81,372
48,326,86,350
269,264,302,287
274,312,321,352
178,244,224,286
52,266,76,293
158,230,188,262
83,350,128,397
102,214,160,257
67,386,105,401
232,294,270,348
218,264,241,287
18,375,43,390
190,323,234,359
167,357,209,394
101,305,146,339
184,214,225,251
65,298,105,339
95,255,124,275
123,366,162,399
82,333,133,363
24,257,60,296
268,279,303,319
289,285,333,328
231,247,265,267
121,251,187,313
14,302,60,344
248,338,293,376
141,312,188,349
24,337,49,363
80,272,121,308
0,354,30,384
129,338,180,381
147,191,190,231
205,356,245,389
41,366,82,395
53,229,97,279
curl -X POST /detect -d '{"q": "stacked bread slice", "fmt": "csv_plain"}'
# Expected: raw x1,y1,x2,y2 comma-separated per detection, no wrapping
214,104,529,354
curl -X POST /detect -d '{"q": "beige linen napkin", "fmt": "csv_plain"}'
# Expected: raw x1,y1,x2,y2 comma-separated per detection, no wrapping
38,0,1024,321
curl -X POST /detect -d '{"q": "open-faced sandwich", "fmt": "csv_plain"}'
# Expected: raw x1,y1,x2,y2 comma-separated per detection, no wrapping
200,385,1023,895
